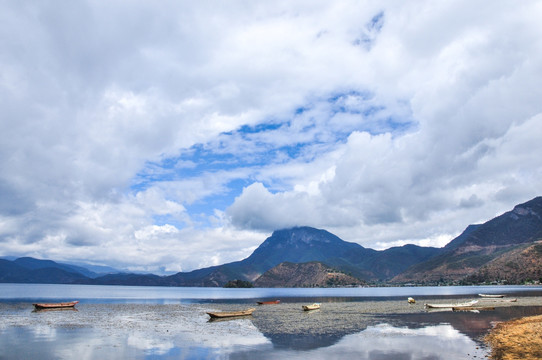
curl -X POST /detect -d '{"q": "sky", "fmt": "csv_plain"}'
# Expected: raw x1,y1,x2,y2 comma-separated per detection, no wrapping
1,1,542,274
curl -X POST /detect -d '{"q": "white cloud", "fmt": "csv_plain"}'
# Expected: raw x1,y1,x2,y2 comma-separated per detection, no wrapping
1,1,541,271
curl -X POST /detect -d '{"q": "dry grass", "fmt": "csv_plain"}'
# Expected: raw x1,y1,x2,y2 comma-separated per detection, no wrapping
485,315,542,360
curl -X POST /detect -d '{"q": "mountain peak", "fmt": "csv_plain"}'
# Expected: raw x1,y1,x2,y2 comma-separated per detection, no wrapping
511,196,542,220
239,226,371,279
267,227,345,247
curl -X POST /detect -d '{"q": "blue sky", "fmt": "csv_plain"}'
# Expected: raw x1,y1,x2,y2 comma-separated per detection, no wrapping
132,90,416,229
1,1,542,273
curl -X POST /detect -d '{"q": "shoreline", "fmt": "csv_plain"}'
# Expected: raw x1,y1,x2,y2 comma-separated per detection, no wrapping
485,314,542,360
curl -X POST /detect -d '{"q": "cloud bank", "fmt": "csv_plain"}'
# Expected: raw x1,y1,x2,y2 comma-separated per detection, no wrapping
1,1,541,272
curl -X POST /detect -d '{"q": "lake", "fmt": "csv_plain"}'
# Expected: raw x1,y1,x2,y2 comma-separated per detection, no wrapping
1,284,541,359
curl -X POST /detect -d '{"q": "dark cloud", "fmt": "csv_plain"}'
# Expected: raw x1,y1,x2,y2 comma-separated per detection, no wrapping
0,181,35,216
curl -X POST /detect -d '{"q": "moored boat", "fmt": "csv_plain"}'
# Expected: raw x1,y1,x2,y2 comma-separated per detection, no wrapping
33,301,79,310
302,303,320,311
33,307,78,313
481,298,517,303
424,300,478,309
452,306,495,312
257,300,280,305
478,294,505,298
206,308,255,319
408,297,416,304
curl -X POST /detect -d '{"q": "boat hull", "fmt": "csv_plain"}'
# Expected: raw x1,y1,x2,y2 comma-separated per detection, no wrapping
478,294,505,298
206,308,255,319
257,300,280,305
33,301,79,310
424,300,478,309
302,303,320,311
453,306,495,312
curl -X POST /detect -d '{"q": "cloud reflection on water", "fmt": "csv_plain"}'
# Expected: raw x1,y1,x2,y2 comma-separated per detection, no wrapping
227,323,487,359
0,301,508,359
0,319,491,360
127,332,175,355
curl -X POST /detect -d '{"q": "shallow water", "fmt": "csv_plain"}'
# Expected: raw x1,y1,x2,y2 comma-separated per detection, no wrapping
2,283,541,302
1,284,541,359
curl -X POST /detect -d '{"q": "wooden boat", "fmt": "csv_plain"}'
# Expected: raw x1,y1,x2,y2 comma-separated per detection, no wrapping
33,307,78,313
33,301,79,310
257,300,280,305
424,300,478,309
478,294,505,298
408,297,416,304
302,303,320,311
206,308,255,319
501,298,517,302
481,298,517,303
453,306,495,312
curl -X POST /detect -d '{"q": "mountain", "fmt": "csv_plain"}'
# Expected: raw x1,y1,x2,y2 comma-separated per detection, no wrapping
0,257,127,284
393,196,542,284
0,228,442,286
462,241,542,284
254,261,366,287
3,196,541,287
61,261,122,277
358,244,442,281
91,273,169,286
0,258,89,284
168,226,441,286
13,257,100,278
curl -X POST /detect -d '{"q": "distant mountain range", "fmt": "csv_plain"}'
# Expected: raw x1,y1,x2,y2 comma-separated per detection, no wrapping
1,196,541,287
393,196,542,284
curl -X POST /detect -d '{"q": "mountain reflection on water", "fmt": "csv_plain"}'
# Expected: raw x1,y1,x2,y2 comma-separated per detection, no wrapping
247,304,542,355
236,323,486,360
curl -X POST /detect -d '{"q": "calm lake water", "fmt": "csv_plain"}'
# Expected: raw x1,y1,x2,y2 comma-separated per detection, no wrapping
1,284,541,359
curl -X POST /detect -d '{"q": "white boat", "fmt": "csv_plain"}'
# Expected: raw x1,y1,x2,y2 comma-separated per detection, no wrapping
478,294,505,298
302,303,320,311
424,300,478,309
408,297,416,304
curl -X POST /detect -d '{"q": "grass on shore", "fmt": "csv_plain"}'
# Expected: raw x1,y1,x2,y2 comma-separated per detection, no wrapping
485,315,542,360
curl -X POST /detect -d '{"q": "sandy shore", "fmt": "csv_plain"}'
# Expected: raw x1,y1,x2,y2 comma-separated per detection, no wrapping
485,315,542,360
